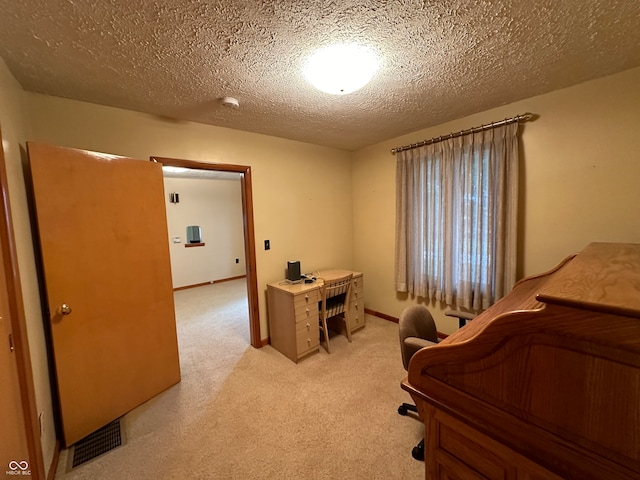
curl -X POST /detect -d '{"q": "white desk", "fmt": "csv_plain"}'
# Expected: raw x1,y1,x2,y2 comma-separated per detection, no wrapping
266,269,365,363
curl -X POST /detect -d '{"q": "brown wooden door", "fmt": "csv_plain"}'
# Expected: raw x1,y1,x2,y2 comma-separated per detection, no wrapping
28,142,181,446
0,243,30,474
0,127,36,476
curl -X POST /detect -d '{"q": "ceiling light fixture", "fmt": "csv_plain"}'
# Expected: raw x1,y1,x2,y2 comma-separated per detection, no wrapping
303,43,381,95
220,97,239,108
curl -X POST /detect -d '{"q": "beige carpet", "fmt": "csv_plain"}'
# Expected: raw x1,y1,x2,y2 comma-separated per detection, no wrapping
54,279,425,479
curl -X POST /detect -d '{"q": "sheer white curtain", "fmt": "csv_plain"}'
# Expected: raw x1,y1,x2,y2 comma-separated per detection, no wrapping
395,122,519,311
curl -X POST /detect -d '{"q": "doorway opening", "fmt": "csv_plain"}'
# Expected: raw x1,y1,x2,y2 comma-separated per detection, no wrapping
150,156,261,348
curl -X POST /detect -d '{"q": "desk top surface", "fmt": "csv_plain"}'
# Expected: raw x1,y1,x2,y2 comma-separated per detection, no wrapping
536,242,640,318
267,269,361,294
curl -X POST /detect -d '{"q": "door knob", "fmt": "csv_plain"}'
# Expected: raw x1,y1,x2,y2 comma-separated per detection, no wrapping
58,304,72,315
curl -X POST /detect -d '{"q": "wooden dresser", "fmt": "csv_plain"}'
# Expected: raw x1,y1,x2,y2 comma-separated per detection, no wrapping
402,242,640,480
267,270,364,362
348,272,366,333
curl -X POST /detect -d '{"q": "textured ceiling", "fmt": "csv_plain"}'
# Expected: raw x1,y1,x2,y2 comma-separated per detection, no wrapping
1,0,639,151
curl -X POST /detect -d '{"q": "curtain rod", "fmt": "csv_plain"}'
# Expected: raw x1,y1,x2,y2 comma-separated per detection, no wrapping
390,112,534,155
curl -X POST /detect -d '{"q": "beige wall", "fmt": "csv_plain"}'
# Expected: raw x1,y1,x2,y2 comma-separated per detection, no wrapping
4,51,640,475
0,61,56,472
16,88,352,473
163,176,246,288
352,66,640,334
24,92,354,340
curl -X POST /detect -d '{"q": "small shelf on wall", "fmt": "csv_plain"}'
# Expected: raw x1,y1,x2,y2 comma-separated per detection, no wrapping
185,242,205,248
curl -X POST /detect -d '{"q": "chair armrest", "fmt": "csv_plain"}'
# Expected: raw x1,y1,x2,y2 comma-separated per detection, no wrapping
404,336,438,362
404,336,437,349
445,309,477,321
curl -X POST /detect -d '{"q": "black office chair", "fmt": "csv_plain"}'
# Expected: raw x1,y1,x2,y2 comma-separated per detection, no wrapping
397,305,438,461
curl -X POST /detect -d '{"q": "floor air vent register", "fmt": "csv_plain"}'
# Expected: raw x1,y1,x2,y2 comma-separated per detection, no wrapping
68,418,125,470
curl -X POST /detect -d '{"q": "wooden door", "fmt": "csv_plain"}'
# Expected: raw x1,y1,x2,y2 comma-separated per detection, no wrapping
0,240,30,475
0,126,39,477
28,142,181,446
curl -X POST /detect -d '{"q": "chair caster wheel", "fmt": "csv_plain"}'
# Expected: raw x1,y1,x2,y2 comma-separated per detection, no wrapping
412,439,425,461
398,405,408,416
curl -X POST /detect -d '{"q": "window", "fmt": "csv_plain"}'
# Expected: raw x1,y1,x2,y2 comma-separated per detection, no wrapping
395,123,519,311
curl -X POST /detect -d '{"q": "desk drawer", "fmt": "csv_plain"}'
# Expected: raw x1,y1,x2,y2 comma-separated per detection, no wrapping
294,302,318,322
349,275,365,331
351,275,364,301
296,319,319,353
350,298,365,330
293,289,319,308
429,407,563,480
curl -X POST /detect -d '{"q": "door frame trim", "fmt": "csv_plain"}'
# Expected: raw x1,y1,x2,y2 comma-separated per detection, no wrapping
1,135,45,478
150,156,261,348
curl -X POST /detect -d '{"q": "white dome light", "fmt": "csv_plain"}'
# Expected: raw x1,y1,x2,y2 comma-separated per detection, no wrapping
303,43,381,95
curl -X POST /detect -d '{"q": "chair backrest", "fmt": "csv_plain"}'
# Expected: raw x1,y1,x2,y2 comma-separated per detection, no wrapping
319,273,353,320
398,305,438,370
